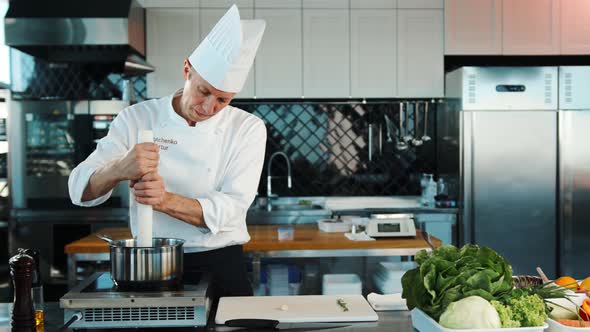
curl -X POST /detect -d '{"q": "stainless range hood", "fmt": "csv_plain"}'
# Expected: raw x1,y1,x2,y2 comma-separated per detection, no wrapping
4,0,154,76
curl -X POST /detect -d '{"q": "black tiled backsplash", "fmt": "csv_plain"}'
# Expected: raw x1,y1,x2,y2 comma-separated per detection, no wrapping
9,49,147,101
233,100,438,197
9,49,438,196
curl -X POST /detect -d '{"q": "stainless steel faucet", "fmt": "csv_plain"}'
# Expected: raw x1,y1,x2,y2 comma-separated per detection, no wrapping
267,151,292,211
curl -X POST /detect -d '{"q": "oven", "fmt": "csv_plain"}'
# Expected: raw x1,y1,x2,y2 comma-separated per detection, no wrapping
8,99,130,209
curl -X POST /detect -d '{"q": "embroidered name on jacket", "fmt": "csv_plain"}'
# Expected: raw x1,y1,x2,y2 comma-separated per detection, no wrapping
154,137,178,150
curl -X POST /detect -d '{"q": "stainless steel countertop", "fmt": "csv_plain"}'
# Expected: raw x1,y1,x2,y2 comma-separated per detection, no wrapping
247,196,457,225
39,302,416,332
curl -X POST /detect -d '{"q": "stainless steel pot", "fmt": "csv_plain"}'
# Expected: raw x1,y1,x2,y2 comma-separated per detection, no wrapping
97,234,185,290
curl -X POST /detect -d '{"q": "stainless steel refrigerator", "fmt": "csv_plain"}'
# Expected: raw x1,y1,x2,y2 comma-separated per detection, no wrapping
441,67,559,277
558,66,590,278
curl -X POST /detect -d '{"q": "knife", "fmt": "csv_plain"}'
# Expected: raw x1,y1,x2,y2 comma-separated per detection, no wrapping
224,319,351,331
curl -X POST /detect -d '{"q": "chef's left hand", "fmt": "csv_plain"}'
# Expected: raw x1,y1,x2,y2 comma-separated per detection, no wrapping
132,172,167,206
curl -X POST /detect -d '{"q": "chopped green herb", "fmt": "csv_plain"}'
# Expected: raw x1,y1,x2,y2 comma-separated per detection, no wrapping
337,299,349,312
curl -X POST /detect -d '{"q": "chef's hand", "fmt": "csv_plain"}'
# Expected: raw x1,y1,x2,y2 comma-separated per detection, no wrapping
132,172,167,206
116,143,159,181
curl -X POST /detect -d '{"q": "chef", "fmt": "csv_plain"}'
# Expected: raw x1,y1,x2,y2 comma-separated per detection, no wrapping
68,5,266,300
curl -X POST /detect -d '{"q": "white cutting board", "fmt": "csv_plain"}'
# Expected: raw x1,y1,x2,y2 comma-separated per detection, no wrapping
215,295,378,324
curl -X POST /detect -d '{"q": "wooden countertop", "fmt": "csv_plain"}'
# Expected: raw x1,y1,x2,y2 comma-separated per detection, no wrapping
64,225,440,254
245,225,440,251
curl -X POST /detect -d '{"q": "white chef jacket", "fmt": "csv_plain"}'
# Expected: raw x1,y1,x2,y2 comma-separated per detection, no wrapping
68,90,267,251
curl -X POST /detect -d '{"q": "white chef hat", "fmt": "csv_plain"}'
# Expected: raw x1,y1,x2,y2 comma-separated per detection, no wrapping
188,5,266,93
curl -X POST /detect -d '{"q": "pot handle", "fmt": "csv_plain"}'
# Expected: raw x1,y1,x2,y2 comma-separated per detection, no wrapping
96,234,115,245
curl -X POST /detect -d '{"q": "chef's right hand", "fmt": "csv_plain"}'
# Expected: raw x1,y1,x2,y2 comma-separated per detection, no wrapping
116,143,159,181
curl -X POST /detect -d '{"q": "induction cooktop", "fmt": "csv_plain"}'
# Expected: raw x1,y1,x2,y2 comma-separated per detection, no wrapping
60,272,210,329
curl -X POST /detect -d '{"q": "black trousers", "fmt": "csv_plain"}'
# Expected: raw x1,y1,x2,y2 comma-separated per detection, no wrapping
184,245,252,316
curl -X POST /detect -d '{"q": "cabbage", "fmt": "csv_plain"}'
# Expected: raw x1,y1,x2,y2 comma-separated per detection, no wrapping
439,296,502,329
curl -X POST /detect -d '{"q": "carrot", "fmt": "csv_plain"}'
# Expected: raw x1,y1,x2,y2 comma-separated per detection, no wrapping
557,319,590,328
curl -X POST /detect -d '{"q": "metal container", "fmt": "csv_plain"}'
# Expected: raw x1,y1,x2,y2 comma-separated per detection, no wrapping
97,235,184,290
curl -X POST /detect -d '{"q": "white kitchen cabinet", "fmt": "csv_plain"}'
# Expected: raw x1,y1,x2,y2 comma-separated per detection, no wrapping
146,8,200,99
397,0,443,9
397,9,444,97
351,0,396,9
255,9,303,98
200,8,255,98
303,9,350,98
444,0,502,55
350,9,397,98
255,0,301,8
139,0,198,8
200,8,255,38
561,0,590,54
199,0,253,8
200,8,254,41
503,0,560,55
302,0,348,9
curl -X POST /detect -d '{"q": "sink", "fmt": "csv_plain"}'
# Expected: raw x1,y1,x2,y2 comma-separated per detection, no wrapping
247,199,331,225
270,204,324,211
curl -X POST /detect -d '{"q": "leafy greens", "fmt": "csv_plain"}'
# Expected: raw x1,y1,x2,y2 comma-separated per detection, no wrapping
401,244,514,321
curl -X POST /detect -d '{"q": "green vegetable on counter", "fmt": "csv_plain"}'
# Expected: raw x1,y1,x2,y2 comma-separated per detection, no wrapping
492,294,547,327
337,298,349,312
439,296,502,329
401,243,570,328
497,281,570,325
401,244,514,321
491,300,521,328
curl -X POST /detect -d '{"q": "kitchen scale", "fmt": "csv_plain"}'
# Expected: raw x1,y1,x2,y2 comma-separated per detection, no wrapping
60,272,210,329
366,213,417,238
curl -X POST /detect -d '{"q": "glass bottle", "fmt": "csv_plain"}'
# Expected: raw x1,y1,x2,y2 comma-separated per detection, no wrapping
420,173,430,205
437,178,448,196
426,175,437,207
